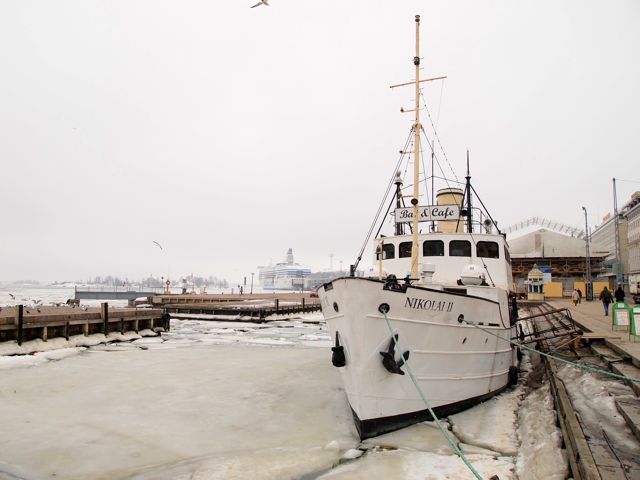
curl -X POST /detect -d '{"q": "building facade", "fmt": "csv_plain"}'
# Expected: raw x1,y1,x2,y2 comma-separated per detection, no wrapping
590,191,640,294
623,193,640,295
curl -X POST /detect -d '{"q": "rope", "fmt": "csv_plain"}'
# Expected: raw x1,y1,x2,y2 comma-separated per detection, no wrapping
459,318,640,384
382,312,484,480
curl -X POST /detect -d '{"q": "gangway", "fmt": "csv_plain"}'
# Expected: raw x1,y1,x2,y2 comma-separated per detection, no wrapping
514,305,582,351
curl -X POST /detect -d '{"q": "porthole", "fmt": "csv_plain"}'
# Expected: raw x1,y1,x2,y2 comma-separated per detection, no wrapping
462,337,467,344
333,302,339,313
485,338,488,344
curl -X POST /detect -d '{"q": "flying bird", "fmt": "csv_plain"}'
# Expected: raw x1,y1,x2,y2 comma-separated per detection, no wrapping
8,293,15,299
251,0,269,8
153,241,163,250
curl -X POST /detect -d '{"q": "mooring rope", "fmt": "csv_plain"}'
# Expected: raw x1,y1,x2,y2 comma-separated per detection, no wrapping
382,311,484,480
459,318,640,384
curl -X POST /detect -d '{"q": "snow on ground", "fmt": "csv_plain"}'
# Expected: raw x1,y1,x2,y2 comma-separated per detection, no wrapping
449,388,522,456
317,450,514,480
0,331,160,367
515,383,567,480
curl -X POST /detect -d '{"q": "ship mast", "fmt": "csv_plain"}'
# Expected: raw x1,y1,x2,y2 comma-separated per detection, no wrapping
410,14,421,279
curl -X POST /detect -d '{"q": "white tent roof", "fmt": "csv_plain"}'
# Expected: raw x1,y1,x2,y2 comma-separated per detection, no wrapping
509,228,608,259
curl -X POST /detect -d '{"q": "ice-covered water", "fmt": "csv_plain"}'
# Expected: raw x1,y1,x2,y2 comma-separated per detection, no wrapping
1,287,571,479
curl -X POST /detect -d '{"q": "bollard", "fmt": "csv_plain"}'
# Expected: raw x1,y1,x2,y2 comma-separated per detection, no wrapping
275,298,279,314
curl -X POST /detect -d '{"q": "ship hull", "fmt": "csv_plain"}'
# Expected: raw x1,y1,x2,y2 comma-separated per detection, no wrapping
319,277,517,439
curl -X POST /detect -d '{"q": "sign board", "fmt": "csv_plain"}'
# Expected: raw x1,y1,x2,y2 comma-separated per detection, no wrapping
616,309,630,327
612,302,631,330
631,307,640,337
539,267,552,284
395,205,460,224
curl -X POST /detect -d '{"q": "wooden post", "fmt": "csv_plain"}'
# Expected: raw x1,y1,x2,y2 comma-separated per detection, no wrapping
16,305,24,346
275,299,279,314
120,318,124,334
83,322,89,336
42,326,48,342
302,297,306,309
101,302,109,335
64,321,70,341
134,319,139,333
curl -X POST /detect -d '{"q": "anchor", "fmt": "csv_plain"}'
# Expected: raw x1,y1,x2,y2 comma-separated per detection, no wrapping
331,331,346,367
379,334,410,375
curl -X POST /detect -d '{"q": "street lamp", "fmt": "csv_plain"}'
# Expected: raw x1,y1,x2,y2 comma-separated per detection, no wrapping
582,206,592,300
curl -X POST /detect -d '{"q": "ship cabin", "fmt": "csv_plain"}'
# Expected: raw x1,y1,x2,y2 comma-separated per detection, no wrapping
373,232,513,292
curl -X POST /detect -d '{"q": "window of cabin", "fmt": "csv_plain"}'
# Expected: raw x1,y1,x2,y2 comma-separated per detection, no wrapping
381,243,395,259
449,240,471,257
399,241,413,258
504,246,511,263
423,240,445,256
477,241,499,259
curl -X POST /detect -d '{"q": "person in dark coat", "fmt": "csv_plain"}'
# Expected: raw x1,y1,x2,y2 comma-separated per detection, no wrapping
599,287,613,316
614,285,625,303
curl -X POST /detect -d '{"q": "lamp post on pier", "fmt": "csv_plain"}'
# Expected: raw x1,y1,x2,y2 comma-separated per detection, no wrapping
582,206,592,300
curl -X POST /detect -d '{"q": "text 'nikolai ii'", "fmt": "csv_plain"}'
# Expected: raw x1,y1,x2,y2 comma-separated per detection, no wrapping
405,297,454,312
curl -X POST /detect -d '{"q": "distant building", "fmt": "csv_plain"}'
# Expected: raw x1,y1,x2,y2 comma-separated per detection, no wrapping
622,192,640,295
257,248,311,291
590,212,629,285
508,228,607,296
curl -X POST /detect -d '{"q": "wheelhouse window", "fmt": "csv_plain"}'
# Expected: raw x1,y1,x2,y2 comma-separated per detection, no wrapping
423,240,444,256
504,246,511,263
476,241,499,259
449,240,471,257
381,243,395,259
399,241,412,258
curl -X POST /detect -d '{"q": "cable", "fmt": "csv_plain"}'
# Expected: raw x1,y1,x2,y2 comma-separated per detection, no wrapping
459,318,640,384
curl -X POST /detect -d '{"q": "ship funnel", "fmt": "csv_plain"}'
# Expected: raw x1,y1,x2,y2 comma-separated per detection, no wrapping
436,188,464,233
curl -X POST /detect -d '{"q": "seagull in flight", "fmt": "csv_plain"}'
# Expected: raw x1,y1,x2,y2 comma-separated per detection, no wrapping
251,0,269,8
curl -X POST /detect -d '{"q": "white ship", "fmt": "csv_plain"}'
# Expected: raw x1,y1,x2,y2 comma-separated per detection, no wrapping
258,248,311,291
318,16,519,439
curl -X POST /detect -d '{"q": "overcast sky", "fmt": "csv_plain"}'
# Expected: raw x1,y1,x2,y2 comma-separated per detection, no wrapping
1,0,639,284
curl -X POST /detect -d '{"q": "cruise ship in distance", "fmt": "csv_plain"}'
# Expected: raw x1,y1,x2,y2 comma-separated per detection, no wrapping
258,248,311,290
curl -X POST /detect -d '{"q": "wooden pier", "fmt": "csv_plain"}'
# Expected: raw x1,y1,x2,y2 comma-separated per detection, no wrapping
0,304,168,345
151,292,322,322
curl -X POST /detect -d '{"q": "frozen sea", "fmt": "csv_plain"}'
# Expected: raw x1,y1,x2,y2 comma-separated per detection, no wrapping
0,287,574,479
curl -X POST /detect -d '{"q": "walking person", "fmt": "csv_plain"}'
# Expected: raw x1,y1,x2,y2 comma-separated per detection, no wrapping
614,285,625,303
571,289,580,306
577,288,583,304
599,286,613,316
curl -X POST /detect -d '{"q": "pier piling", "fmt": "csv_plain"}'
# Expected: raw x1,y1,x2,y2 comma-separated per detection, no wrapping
16,305,23,346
